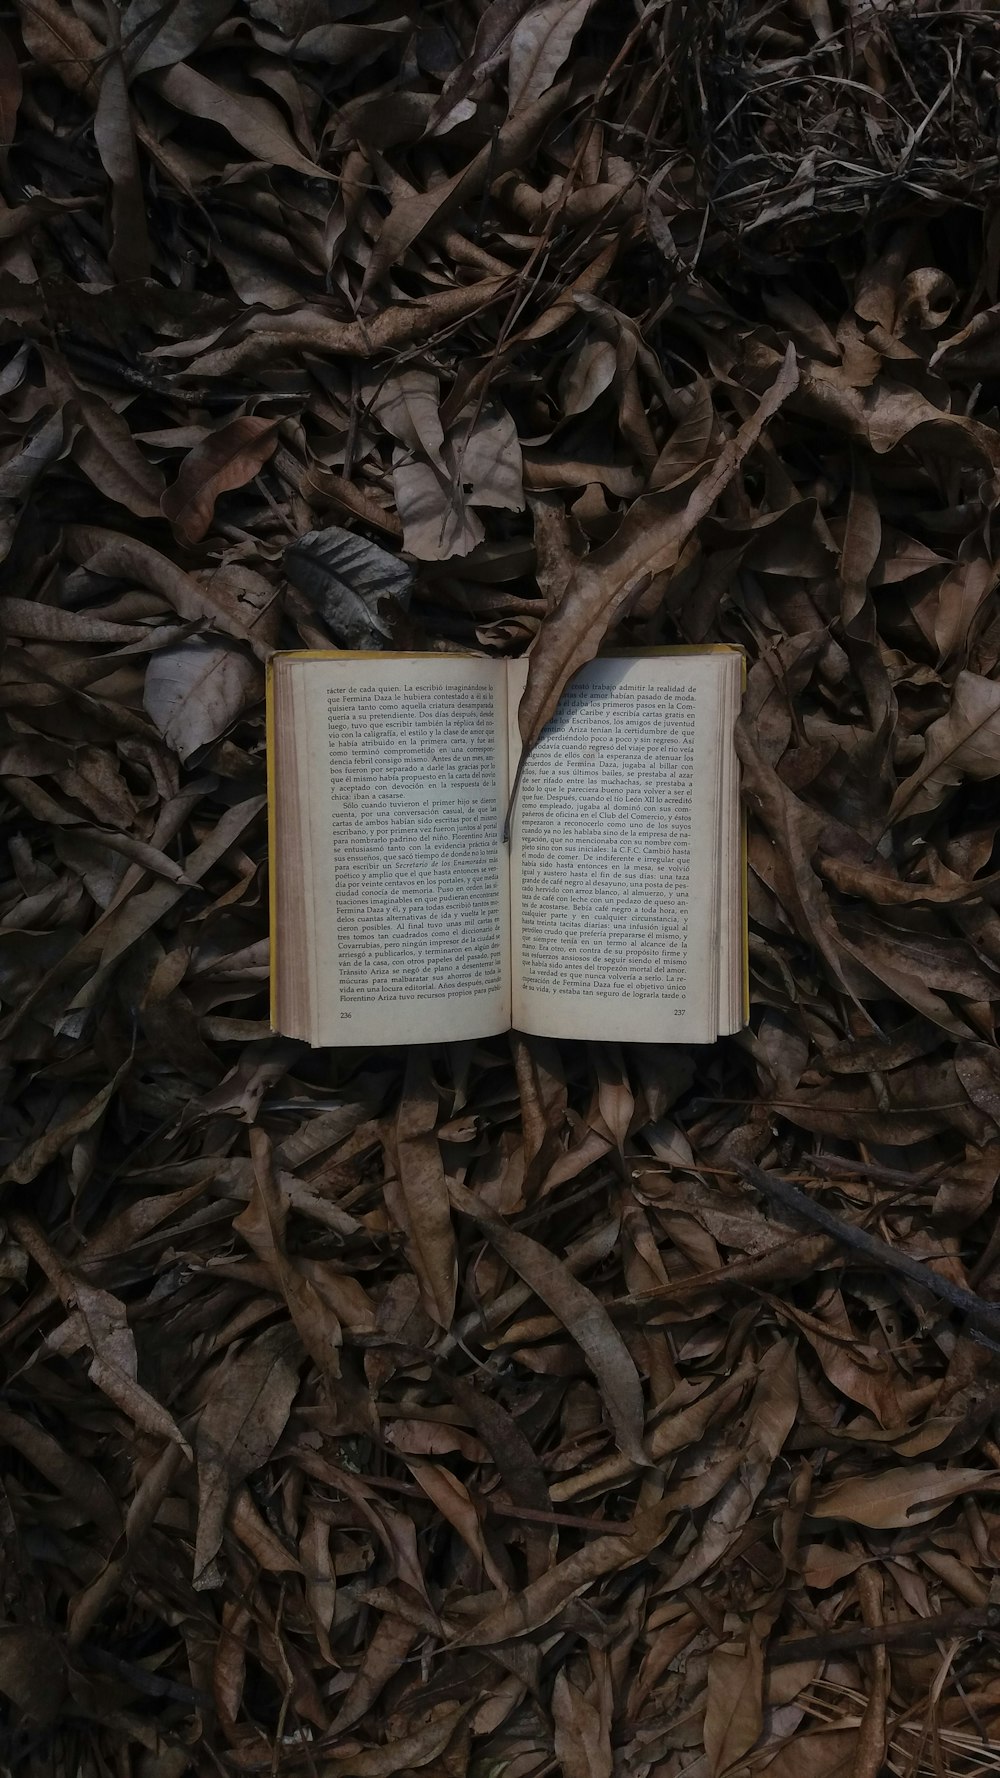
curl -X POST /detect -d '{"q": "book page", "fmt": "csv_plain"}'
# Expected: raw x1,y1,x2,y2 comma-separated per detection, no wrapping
274,655,510,1045
507,653,727,1042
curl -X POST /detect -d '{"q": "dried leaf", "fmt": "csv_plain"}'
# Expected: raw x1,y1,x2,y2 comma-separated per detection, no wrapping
235,1129,343,1376
152,63,331,179
449,1179,646,1464
666,1341,799,1590
143,639,259,759
122,0,233,75
427,0,536,132
463,1498,672,1645
552,1663,612,1778
0,1627,65,1726
390,1051,457,1329
362,82,569,294
93,28,150,282
160,417,280,546
64,525,277,655
704,1635,764,1778
811,1465,1000,1530
508,0,597,114
284,524,414,646
516,344,798,755
194,1323,300,1585
889,670,1000,822
0,26,22,145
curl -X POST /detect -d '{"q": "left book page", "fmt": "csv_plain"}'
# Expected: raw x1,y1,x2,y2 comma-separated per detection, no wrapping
270,654,511,1046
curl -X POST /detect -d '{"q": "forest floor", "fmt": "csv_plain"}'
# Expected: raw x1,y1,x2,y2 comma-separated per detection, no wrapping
4,1,1000,1774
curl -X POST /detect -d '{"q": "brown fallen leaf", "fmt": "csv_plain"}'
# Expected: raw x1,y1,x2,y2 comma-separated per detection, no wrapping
193,1322,300,1586
508,0,597,113
448,1179,646,1465
328,1611,418,1735
794,366,1000,468
514,343,798,764
150,63,332,180
2,1061,128,1186
930,301,1000,379
0,24,22,146
9,1214,192,1456
0,1402,121,1540
405,1458,508,1594
446,1370,555,1579
14,0,100,101
811,1464,1000,1530
160,416,281,546
551,1658,612,1778
321,1705,469,1777
234,1129,343,1376
460,1497,673,1645
361,82,570,294
426,0,535,130
889,669,1000,824
0,1626,65,1727
665,1340,799,1590
177,276,513,379
63,525,278,656
704,1633,764,1778
388,1052,457,1329
93,19,150,283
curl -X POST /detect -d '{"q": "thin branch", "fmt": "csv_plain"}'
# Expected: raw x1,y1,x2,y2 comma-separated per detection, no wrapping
741,1162,1000,1353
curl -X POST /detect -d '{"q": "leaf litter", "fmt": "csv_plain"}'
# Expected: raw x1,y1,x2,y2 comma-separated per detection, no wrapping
3,1,1000,1775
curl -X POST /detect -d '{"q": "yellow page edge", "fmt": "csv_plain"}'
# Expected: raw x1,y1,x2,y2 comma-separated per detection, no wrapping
266,657,277,1029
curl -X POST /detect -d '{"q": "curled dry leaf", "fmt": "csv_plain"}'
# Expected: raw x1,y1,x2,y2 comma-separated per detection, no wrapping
508,0,597,114
151,63,331,180
449,1179,646,1465
889,669,1000,823
235,1129,343,1377
194,1323,300,1586
811,1465,1000,1530
93,32,150,283
389,1051,457,1329
284,523,414,646
551,1662,612,1778
704,1634,764,1778
515,344,798,760
160,416,281,546
143,638,260,759
122,0,234,76
0,26,22,146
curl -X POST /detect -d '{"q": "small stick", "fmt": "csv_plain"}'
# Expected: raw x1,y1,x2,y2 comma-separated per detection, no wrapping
769,1607,1000,1666
80,1641,212,1707
740,1162,1000,1354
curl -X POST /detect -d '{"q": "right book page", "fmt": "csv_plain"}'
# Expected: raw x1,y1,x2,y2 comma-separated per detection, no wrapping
506,650,744,1043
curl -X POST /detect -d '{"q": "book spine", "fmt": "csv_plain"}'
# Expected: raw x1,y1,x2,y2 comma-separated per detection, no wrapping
740,651,750,1026
266,657,278,1031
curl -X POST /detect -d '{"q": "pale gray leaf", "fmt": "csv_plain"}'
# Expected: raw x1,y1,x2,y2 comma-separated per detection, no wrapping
194,1323,300,1587
143,639,260,761
285,524,414,645
123,0,233,75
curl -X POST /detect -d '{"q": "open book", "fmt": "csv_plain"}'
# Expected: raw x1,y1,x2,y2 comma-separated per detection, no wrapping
268,649,746,1046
